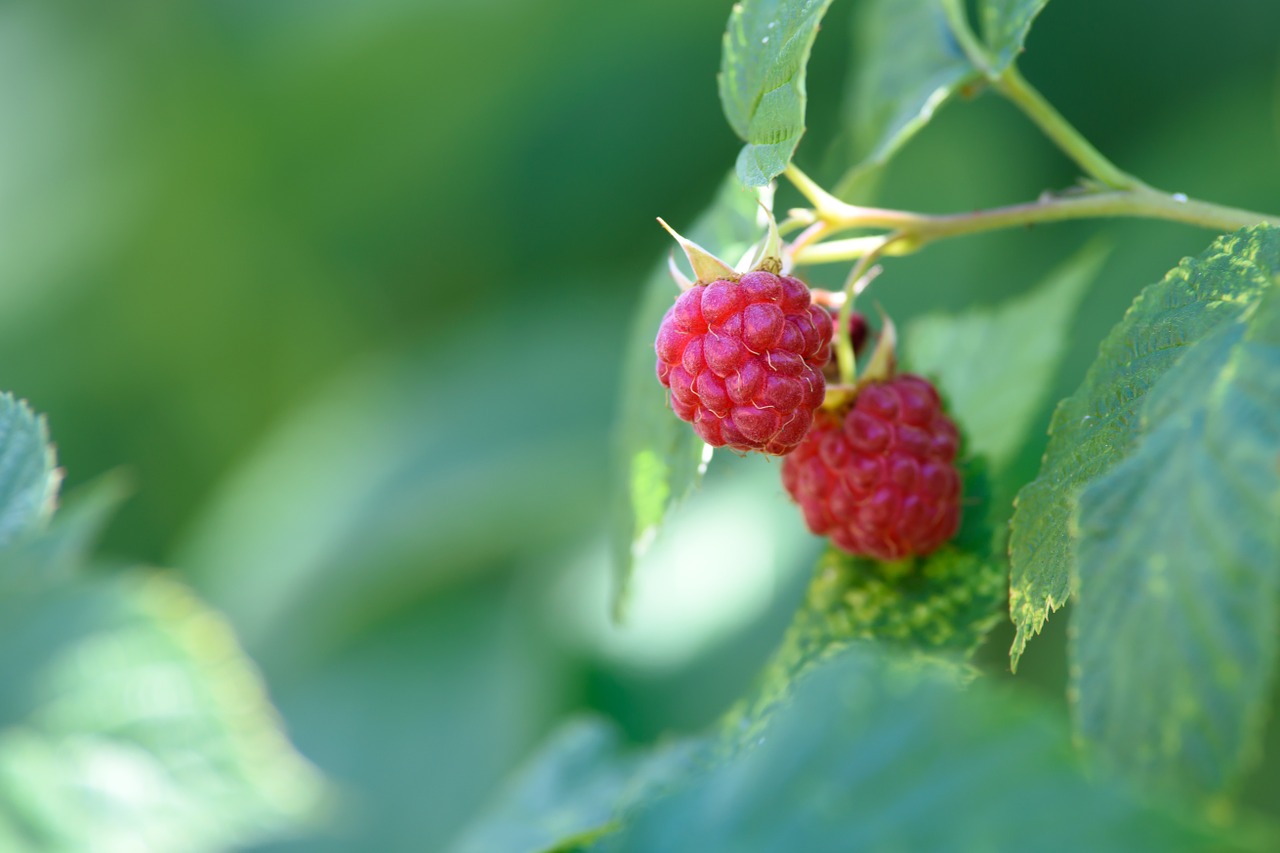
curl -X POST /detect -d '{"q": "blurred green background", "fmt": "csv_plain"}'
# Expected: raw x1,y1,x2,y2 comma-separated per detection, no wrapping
3,0,1278,848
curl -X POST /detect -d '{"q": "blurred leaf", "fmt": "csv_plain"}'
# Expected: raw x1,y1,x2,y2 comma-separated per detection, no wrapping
0,472,132,592
0,394,59,548
1009,225,1280,668
178,297,616,671
264,581,563,852
601,644,1220,852
0,570,326,851
1072,283,1280,798
611,175,763,620
833,0,980,200
980,0,1051,73
905,240,1106,475
719,0,837,186
449,717,703,853
728,459,1003,733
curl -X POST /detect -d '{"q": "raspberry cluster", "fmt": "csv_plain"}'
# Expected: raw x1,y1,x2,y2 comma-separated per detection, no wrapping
655,270,831,455
781,375,961,561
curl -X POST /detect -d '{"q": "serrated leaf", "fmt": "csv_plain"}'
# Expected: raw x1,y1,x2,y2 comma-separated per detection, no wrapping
1009,225,1280,668
611,175,763,620
0,571,327,851
719,0,837,187
1071,283,1280,798
601,645,1222,852
906,241,1106,474
833,0,980,200
0,394,59,548
981,0,1051,73
0,472,132,592
448,717,703,853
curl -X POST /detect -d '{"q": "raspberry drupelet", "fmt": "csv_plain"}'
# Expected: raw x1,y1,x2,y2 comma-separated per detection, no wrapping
655,270,832,456
781,374,962,560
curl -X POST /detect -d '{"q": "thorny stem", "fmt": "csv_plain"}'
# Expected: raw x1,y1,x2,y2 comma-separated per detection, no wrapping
785,164,1280,266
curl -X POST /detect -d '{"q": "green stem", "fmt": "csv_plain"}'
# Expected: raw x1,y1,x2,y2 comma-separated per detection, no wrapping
794,188,1280,265
995,66,1145,191
833,242,893,385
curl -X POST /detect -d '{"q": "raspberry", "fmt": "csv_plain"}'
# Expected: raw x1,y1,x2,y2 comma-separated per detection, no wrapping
655,270,831,455
781,375,961,560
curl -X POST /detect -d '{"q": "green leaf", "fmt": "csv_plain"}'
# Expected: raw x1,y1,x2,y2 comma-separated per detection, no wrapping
833,0,980,200
0,570,327,850
0,394,59,548
905,241,1106,474
611,175,763,620
1009,225,1280,668
449,717,702,853
729,460,1004,733
0,472,132,592
981,0,1051,73
602,645,1222,852
719,0,838,187
1071,282,1280,798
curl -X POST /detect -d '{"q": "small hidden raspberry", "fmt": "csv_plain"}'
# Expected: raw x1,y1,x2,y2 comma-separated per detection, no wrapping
780,374,961,560
655,270,831,455
823,308,871,382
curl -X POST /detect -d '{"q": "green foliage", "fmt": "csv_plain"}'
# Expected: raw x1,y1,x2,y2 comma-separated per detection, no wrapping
0,571,326,851
598,644,1220,852
719,0,837,186
906,241,1106,475
450,717,703,853
0,394,59,548
834,0,980,200
612,175,764,619
980,0,1052,73
0,474,132,593
1072,282,1280,798
0,399,324,850
727,459,1003,735
1009,226,1280,667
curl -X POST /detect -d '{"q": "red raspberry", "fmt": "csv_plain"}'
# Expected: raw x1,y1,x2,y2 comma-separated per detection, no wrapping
781,375,961,560
655,270,831,455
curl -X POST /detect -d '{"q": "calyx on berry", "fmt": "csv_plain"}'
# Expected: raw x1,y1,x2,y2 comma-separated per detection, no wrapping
653,212,830,456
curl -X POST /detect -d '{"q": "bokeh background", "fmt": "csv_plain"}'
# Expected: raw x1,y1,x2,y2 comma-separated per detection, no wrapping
3,0,1279,848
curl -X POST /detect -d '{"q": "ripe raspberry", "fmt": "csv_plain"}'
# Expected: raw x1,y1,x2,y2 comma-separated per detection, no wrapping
655,270,832,455
781,375,961,560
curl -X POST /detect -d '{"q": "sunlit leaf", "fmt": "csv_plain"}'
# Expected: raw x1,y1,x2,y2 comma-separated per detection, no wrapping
1009,225,1280,668
729,460,1003,733
0,571,326,851
1072,282,1280,797
719,0,838,186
